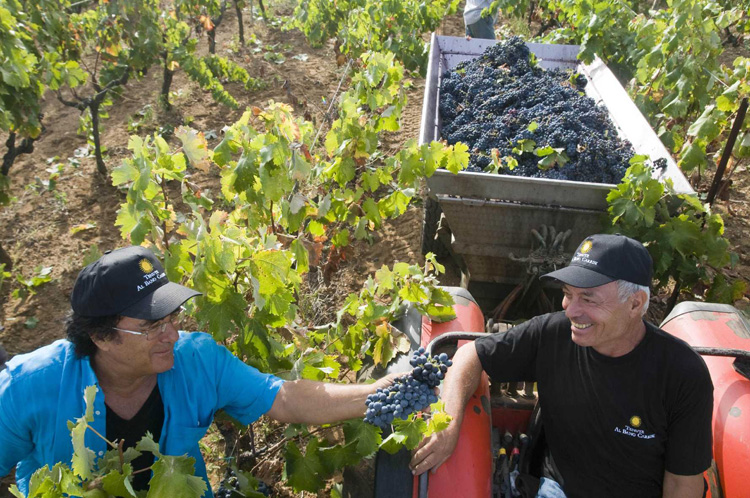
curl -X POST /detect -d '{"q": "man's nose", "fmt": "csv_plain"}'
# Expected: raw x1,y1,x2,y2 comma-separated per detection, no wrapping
563,297,579,316
162,321,179,342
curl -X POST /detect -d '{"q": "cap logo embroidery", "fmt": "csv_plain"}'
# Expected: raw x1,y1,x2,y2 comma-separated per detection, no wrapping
580,240,593,254
630,415,642,428
139,259,154,274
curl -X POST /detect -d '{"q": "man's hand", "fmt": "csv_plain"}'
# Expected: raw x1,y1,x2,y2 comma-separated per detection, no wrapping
371,371,401,392
409,342,484,475
409,423,460,475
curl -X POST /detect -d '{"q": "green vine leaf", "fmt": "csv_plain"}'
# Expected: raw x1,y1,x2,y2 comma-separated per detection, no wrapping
343,419,383,457
283,439,326,493
70,385,98,480
147,455,207,498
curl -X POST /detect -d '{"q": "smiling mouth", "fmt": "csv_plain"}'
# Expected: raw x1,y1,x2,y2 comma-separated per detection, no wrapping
571,322,593,330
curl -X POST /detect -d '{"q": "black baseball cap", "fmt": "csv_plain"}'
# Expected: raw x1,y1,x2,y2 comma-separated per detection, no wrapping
71,246,201,320
541,234,653,288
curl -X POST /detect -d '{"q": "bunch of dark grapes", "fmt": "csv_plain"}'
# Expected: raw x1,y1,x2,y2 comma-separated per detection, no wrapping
439,36,634,183
215,469,271,498
364,348,452,429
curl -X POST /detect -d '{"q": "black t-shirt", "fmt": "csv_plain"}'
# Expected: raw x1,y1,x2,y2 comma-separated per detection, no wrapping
106,385,165,491
475,312,713,498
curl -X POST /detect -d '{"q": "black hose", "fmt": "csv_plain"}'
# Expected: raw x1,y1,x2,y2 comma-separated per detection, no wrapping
692,347,750,360
425,332,486,356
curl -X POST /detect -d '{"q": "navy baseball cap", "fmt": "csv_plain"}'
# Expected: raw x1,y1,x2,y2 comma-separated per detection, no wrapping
71,246,200,320
541,234,653,288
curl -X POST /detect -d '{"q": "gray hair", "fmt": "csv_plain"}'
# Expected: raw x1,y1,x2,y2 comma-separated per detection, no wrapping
616,280,650,316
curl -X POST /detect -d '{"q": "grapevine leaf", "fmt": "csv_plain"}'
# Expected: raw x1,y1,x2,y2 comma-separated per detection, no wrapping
175,127,211,172
251,249,297,306
213,129,237,167
71,386,98,480
443,142,469,174
422,141,446,177
362,198,381,225
100,448,142,469
290,239,310,274
135,434,161,456
283,439,326,493
379,432,407,454
378,190,411,217
195,290,247,340
111,160,138,186
534,145,555,157
392,262,411,276
374,266,394,291
147,455,207,498
318,442,361,474
678,140,706,173
308,220,325,237
392,415,428,450
300,353,341,380
343,419,382,457
332,230,350,247
663,95,688,117
422,302,457,323
70,421,95,480
399,282,429,303
425,401,452,436
716,95,734,113
664,216,702,257
372,323,394,366
101,464,137,498
687,105,721,142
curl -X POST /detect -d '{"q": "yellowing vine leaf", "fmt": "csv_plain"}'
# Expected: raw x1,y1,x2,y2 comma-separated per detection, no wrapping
199,15,214,31
175,127,211,172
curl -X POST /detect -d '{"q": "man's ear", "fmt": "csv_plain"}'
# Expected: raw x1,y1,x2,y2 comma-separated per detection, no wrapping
630,290,647,316
90,332,114,352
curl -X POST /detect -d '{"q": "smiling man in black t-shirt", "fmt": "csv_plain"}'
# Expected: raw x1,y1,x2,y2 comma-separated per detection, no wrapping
409,234,713,498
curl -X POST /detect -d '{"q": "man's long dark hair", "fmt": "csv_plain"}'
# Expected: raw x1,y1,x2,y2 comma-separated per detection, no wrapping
0,343,8,370
65,312,120,357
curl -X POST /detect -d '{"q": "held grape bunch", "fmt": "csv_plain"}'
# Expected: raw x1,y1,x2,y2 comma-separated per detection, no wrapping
439,36,634,183
364,348,452,429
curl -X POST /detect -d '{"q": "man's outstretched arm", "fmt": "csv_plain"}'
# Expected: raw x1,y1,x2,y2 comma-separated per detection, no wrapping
409,342,484,475
266,374,397,424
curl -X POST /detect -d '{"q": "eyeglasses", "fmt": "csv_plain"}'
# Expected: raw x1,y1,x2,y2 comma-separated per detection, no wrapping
113,308,184,341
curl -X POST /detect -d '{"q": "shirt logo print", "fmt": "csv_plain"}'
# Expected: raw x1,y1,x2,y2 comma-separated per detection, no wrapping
614,415,655,440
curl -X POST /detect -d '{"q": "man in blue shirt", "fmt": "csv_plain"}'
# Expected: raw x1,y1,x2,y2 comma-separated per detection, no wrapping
0,246,394,496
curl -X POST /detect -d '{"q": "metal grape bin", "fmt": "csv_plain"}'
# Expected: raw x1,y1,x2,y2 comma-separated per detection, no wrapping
419,34,694,284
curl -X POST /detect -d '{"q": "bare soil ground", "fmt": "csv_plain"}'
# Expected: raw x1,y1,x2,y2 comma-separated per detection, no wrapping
1,3,748,496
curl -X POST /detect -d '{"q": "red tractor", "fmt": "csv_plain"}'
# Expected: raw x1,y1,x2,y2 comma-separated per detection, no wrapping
345,287,750,498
